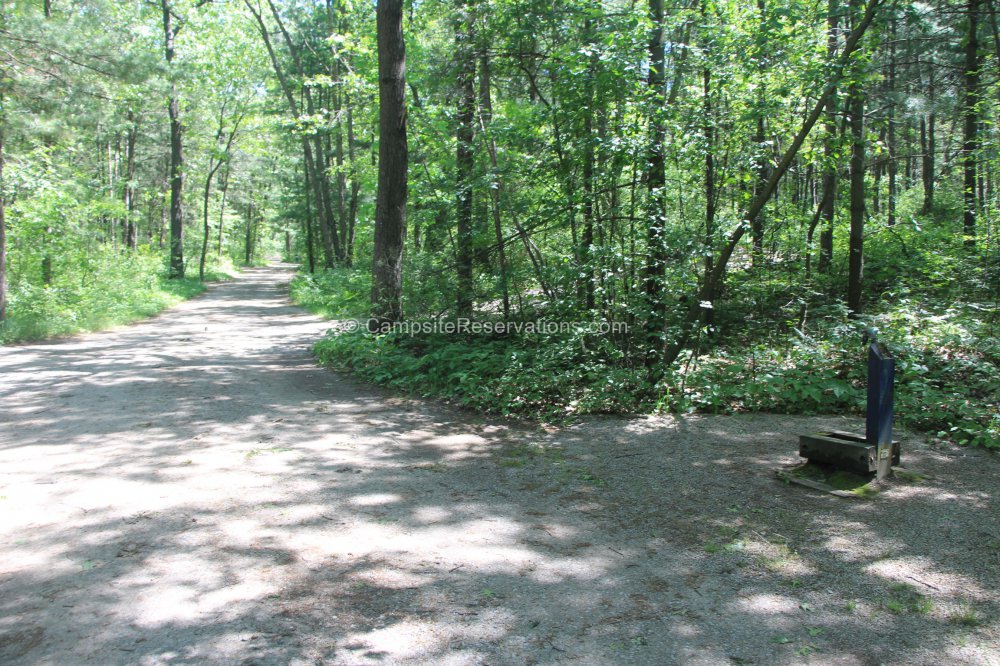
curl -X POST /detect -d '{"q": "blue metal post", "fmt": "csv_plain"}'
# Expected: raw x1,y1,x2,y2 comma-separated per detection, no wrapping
867,342,895,479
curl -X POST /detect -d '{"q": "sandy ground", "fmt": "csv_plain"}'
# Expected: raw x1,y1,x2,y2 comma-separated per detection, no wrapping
0,265,997,666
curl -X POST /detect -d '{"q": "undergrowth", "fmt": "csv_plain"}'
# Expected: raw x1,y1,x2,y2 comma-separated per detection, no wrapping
0,250,237,344
668,302,999,448
296,250,999,449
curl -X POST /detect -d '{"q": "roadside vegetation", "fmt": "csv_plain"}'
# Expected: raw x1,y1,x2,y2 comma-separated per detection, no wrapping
295,194,998,448
0,250,237,344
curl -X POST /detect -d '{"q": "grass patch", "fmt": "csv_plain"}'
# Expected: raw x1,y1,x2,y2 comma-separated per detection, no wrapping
1,250,238,345
949,604,982,627
883,583,933,615
788,463,879,497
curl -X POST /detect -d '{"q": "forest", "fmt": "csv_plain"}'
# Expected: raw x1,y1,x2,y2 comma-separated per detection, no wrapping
1,0,997,447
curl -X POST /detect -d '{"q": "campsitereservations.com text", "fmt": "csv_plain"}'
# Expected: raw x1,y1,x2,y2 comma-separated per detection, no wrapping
338,318,629,336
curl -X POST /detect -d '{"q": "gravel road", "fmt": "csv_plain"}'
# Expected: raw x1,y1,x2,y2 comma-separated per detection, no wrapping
1,265,997,665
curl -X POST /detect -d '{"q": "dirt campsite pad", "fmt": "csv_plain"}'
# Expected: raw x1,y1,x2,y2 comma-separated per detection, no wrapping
1,266,997,665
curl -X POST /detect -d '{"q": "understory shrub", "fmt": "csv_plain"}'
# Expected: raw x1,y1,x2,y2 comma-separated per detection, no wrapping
669,305,999,448
301,267,998,449
0,248,235,344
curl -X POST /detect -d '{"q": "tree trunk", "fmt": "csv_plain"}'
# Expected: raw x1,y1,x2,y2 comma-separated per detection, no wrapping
158,174,167,250
703,60,716,300
846,0,866,315
751,112,767,266
313,132,342,262
818,0,838,273
963,0,980,247
346,99,360,267
643,0,668,365
200,110,242,281
217,161,229,256
580,18,597,311
371,0,407,324
124,114,139,249
201,172,214,280
886,12,897,227
244,204,255,265
455,3,475,319
327,0,349,259
478,52,510,320
263,0,341,263
751,0,768,268
334,94,348,257
162,0,185,279
303,159,316,273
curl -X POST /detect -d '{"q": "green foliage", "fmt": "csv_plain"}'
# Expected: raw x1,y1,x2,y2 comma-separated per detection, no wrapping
314,323,645,420
669,303,999,449
884,584,933,615
289,268,371,319
301,258,642,423
0,248,222,344
303,230,998,447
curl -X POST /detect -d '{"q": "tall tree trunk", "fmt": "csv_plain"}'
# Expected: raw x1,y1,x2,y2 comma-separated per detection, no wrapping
580,17,597,311
200,175,216,279
124,114,139,249
371,0,407,324
872,127,883,215
200,109,242,281
327,0,349,258
217,161,229,256
303,159,316,273
643,0,668,365
703,61,716,299
335,96,348,256
262,0,341,263
818,0,838,273
338,12,359,267
751,112,767,266
478,52,510,320
244,203,255,265
454,3,475,318
846,0,866,315
751,0,768,268
702,0,716,297
158,167,167,250
886,12,897,226
920,67,935,214
306,141,335,267
963,0,980,247
313,133,342,262
346,99,359,267
162,0,185,279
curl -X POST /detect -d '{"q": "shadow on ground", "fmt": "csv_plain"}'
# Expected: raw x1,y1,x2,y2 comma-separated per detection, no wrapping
0,267,996,665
